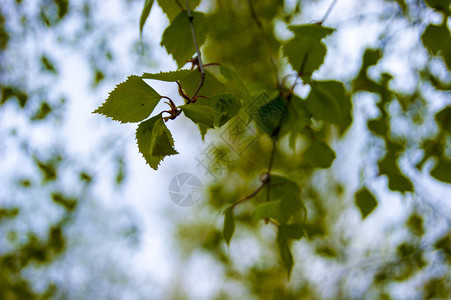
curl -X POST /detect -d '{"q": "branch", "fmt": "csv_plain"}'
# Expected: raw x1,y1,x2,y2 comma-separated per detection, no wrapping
246,0,281,91
231,175,268,209
320,0,339,25
186,0,205,99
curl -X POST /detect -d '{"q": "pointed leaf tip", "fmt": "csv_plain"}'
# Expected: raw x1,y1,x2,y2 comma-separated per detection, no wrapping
140,0,155,36
94,75,161,123
136,114,178,170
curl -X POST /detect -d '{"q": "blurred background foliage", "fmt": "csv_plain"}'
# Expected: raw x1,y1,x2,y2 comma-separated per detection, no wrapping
1,0,451,299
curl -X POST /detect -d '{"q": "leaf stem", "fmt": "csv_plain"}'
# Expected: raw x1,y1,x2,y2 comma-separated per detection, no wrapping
185,0,205,99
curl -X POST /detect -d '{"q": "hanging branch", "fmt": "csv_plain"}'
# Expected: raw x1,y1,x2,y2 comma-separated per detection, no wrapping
227,0,338,217
186,0,205,99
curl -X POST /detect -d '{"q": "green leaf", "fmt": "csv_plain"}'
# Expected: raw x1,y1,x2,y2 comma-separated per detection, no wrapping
142,69,192,82
150,117,179,156
277,228,293,278
223,206,235,245
355,188,378,219
161,11,209,68
208,94,242,127
422,24,451,55
140,0,155,36
0,207,20,221
178,70,227,98
182,94,241,136
280,224,305,239
367,118,389,136
136,114,178,170
157,0,201,21
306,80,352,133
94,75,161,123
394,0,408,12
264,175,304,224
219,65,250,100
180,103,216,128
252,200,281,221
268,175,301,199
430,159,451,183
378,154,414,192
284,96,312,150
424,0,451,14
303,140,336,168
252,95,287,136
40,55,58,74
287,24,335,38
283,25,335,79
198,123,209,141
435,106,451,133
352,48,382,92
32,102,52,121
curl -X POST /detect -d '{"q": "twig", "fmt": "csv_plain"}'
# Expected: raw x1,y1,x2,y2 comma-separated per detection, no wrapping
231,179,267,209
186,0,205,99
246,0,281,91
320,0,339,25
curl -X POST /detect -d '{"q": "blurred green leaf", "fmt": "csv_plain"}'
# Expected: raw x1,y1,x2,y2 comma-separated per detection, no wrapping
303,140,336,168
424,0,451,14
430,159,451,183
352,48,382,92
93,75,161,123
367,118,389,136
306,80,352,132
277,228,293,278
280,224,305,239
435,106,451,133
0,208,20,221
355,188,378,219
40,55,57,74
378,154,414,192
252,95,286,136
34,158,57,182
223,206,235,245
265,175,304,224
32,101,52,121
407,214,424,236
209,94,242,127
283,25,334,79
422,24,451,56
284,96,312,150
157,0,201,21
252,200,281,221
51,193,77,211
161,11,209,68
219,65,249,100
